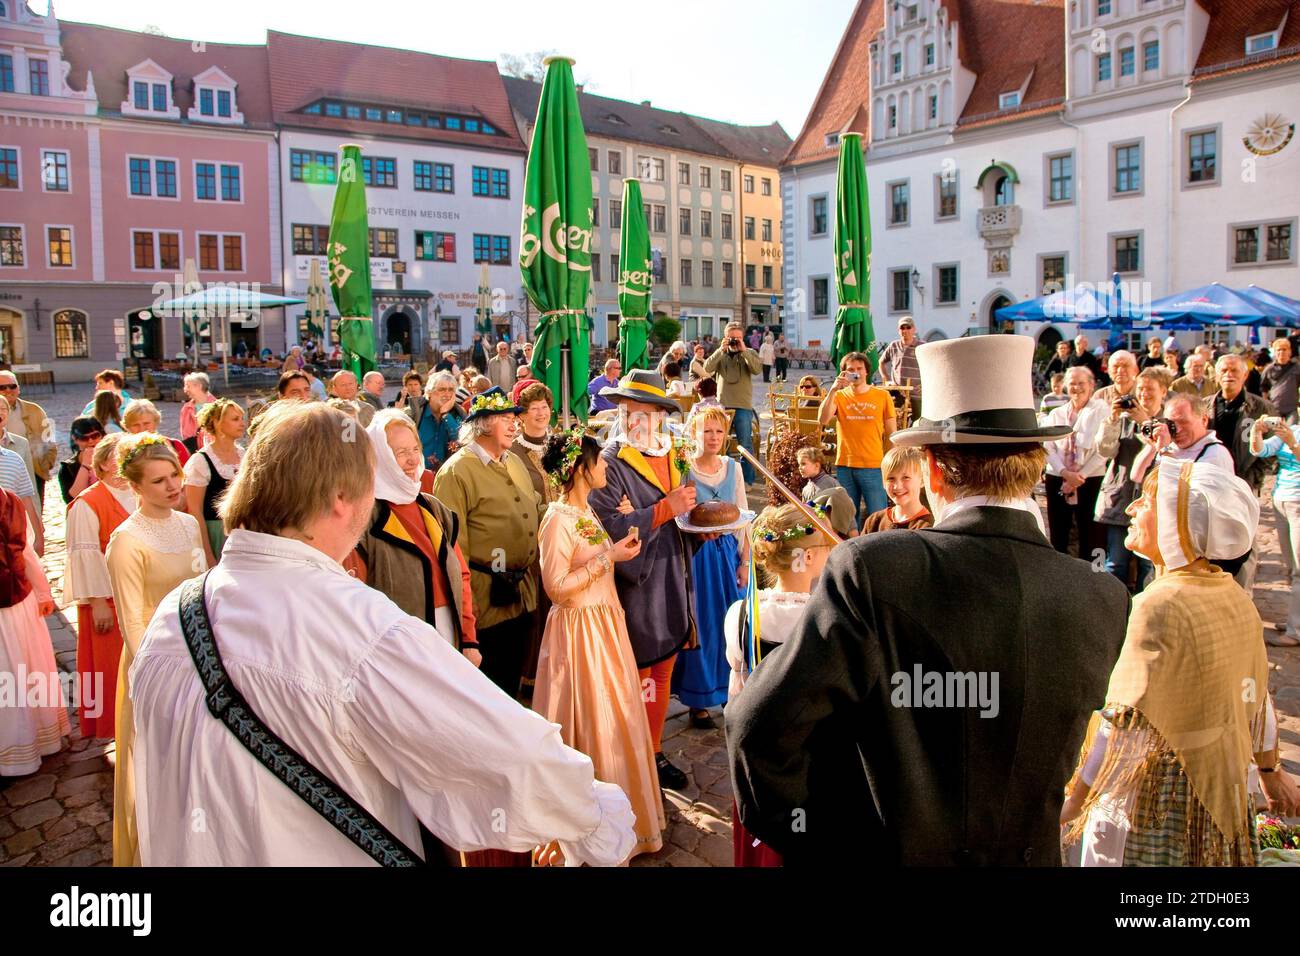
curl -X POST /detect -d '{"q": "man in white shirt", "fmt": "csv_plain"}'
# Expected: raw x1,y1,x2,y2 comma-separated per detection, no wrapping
1043,367,1109,558
130,401,635,866
1129,391,1235,484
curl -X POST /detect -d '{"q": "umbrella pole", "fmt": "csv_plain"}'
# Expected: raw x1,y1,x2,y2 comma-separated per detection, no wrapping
560,342,572,429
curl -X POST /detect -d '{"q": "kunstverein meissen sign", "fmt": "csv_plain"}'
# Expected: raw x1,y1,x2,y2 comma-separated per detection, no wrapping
295,255,392,284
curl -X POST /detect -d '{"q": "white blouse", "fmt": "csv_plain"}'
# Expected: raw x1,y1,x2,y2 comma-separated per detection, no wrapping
183,446,243,487
63,484,136,603
723,589,810,701
690,457,748,543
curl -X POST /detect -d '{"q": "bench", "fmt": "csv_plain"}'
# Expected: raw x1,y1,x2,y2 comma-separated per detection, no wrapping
14,370,54,394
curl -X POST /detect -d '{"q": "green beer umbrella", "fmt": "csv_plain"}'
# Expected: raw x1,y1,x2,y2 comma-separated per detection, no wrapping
305,256,328,345
328,143,377,378
520,56,593,424
832,132,875,372
617,177,652,371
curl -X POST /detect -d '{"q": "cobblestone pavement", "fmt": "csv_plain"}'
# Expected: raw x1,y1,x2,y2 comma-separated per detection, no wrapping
2,378,1296,867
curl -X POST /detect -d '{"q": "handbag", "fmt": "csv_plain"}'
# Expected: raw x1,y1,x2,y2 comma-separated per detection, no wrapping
177,572,447,866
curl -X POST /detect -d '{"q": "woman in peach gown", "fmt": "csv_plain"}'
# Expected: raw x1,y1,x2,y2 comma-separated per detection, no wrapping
533,430,665,861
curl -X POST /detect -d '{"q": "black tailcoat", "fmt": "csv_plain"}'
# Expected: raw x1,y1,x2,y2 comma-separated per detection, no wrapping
728,507,1129,866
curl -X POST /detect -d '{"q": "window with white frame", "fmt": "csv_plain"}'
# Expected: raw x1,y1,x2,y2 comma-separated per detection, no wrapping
131,229,181,271
1247,32,1278,55
128,157,178,198
700,209,711,237
1143,41,1159,72
0,147,17,189
936,172,958,219
889,268,911,312
41,150,68,192
0,225,24,267
1112,143,1141,195
46,226,73,267
1047,152,1074,203
197,233,243,272
999,91,1020,109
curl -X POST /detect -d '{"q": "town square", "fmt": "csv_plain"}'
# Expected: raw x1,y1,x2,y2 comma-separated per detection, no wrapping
0,0,1299,930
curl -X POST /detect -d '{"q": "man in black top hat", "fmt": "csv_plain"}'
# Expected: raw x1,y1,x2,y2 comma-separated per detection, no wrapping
729,334,1130,866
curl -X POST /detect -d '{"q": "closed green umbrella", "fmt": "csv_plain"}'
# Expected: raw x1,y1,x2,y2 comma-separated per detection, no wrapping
520,56,593,424
474,261,493,335
327,144,377,378
305,256,328,345
617,177,652,371
832,132,875,372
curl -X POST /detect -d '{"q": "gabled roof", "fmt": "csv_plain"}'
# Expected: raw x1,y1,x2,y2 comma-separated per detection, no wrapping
1193,0,1300,81
783,0,883,168
502,76,726,156
953,0,1065,127
59,21,273,128
266,31,526,152
681,115,792,167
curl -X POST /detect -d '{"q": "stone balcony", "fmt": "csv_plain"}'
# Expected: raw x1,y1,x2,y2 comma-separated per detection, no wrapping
978,204,1022,246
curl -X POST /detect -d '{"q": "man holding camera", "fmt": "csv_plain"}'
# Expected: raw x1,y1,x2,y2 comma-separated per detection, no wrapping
1092,350,1138,408
704,322,763,485
819,350,897,524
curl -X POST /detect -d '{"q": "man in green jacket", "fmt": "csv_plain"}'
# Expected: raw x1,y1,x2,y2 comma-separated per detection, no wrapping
432,387,542,697
703,321,763,484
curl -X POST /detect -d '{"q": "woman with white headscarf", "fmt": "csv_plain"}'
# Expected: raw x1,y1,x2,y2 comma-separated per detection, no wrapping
1061,458,1300,865
348,410,479,666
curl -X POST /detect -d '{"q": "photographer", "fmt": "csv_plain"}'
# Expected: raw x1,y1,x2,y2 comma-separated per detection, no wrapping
818,350,897,524
1094,367,1167,592
1250,415,1300,647
703,322,763,485
1129,392,1234,485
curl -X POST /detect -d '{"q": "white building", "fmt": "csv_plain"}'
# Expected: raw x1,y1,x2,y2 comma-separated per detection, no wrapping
267,31,528,359
782,0,1300,354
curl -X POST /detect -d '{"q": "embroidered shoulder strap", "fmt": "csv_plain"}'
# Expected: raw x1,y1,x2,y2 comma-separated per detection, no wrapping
178,572,435,867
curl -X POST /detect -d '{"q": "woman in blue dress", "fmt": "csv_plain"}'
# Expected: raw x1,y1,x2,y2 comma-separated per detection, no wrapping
674,406,749,728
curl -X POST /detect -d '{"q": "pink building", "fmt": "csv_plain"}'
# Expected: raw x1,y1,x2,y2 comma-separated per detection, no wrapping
0,4,281,381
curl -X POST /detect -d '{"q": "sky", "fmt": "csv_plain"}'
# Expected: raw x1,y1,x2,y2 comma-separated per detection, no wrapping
39,0,855,137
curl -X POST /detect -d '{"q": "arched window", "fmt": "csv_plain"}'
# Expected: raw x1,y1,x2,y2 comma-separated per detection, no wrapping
994,174,1015,206
53,308,89,358
0,4,8,19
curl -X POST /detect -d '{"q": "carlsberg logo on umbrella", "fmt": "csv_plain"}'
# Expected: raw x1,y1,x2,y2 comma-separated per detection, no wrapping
519,56,593,422
520,203,594,271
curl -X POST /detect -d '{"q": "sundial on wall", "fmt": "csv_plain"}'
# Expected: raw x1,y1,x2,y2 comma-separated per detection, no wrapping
1243,112,1295,156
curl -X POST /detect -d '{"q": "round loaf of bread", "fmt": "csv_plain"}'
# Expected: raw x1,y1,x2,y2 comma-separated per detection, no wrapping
689,500,740,527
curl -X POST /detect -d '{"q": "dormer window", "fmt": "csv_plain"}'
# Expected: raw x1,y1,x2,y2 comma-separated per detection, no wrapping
825,132,840,148
605,113,628,125
1247,32,1278,55
122,60,180,119
999,91,1021,110
189,67,244,124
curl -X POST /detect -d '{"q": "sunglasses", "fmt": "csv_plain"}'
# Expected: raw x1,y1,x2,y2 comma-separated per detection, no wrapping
800,383,818,389
0,383,17,391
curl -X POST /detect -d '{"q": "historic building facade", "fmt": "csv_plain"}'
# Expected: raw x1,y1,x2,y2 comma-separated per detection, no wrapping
0,5,280,381
505,77,790,347
782,0,1300,351
268,31,528,360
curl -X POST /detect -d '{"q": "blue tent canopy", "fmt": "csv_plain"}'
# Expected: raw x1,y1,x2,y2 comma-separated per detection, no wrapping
1239,285,1300,327
1146,282,1276,327
152,287,306,315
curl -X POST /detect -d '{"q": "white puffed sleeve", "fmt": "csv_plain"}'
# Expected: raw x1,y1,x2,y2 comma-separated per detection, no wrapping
346,615,636,865
63,500,113,602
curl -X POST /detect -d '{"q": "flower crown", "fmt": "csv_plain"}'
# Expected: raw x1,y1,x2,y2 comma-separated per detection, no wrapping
752,501,829,544
548,427,586,488
118,434,171,478
469,391,516,416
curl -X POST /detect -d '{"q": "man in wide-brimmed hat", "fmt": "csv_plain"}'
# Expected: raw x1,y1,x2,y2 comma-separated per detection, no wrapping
432,387,542,699
588,370,699,791
729,334,1131,866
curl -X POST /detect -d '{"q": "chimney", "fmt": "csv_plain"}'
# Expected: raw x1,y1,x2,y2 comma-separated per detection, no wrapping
576,84,584,93
641,100,651,107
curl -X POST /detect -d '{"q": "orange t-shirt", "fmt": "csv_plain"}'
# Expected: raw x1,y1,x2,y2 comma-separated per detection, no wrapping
832,386,892,468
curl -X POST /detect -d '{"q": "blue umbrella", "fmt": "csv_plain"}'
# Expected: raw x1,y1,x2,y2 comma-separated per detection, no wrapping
1240,284,1300,327
1147,282,1273,327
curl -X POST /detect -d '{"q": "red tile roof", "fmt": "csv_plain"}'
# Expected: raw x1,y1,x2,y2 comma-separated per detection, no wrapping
1192,0,1300,81
953,0,1065,127
59,21,274,128
266,31,525,153
783,0,883,168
